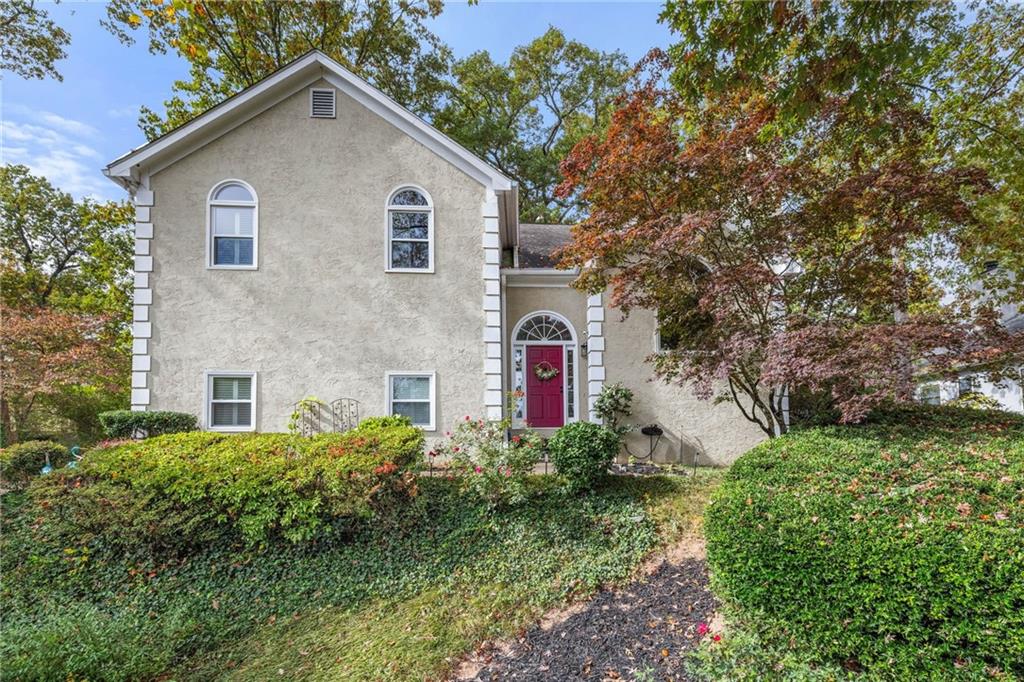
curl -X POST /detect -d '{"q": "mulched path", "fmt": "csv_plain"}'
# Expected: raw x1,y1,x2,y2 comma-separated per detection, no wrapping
463,555,717,681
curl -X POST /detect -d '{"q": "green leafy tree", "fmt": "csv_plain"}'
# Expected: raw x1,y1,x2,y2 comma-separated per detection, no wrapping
103,0,451,140
0,0,71,80
1,165,134,318
660,0,1024,299
435,27,627,222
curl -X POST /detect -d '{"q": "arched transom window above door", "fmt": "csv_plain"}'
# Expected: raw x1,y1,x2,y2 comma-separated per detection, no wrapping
515,314,573,342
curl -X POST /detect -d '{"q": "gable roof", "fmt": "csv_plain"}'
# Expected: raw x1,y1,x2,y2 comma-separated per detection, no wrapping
104,51,513,193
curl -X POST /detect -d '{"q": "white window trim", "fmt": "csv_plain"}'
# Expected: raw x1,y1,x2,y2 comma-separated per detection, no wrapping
509,311,579,428
206,179,259,270
309,87,336,118
385,184,434,274
386,371,437,431
204,370,257,432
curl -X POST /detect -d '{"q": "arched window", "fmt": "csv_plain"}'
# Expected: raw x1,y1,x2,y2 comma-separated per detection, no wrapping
208,180,257,268
386,186,433,272
515,314,574,341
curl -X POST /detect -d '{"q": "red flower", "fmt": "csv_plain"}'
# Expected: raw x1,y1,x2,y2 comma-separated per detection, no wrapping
465,415,471,420
474,466,482,473
511,435,521,444
697,622,708,636
712,634,721,643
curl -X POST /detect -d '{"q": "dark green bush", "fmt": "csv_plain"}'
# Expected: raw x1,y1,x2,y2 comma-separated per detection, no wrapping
97,410,198,439
0,441,71,488
705,404,1024,678
31,419,424,551
548,421,620,492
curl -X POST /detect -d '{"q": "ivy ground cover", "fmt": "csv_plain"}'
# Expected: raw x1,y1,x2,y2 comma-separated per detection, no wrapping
1,451,720,681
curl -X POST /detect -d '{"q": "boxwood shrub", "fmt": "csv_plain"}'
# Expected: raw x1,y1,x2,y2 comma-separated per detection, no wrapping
97,410,198,439
548,421,621,493
705,405,1024,678
0,441,71,489
31,417,424,552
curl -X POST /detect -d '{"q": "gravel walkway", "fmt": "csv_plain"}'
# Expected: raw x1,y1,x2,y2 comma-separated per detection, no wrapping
456,542,717,681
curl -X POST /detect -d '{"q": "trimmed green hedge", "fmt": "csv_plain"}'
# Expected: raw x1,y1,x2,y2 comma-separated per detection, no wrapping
31,418,424,551
0,441,71,489
97,410,198,439
548,421,620,492
705,405,1024,678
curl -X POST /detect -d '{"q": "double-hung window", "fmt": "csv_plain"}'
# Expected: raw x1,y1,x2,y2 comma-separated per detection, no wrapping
206,372,256,431
387,372,435,430
386,187,433,272
208,181,258,268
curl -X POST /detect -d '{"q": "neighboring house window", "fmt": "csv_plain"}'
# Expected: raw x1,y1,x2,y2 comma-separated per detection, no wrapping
387,372,436,430
919,384,941,406
655,326,681,352
208,180,258,268
206,372,256,431
958,374,977,396
386,186,433,272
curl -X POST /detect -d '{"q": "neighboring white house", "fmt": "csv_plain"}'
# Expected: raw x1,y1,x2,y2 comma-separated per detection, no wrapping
104,50,764,464
918,272,1023,413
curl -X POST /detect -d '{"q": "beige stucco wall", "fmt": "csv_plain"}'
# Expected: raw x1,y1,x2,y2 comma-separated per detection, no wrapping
505,282,765,464
603,307,766,465
146,79,488,434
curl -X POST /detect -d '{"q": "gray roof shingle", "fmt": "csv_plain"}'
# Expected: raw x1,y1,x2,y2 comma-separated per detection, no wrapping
517,223,573,269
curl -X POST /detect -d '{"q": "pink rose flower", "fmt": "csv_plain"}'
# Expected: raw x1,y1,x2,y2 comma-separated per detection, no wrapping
474,466,482,473
697,623,708,636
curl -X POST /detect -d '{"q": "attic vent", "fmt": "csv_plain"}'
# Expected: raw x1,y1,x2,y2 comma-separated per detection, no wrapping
310,88,336,118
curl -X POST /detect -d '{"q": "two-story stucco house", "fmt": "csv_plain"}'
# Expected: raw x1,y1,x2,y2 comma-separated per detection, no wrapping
104,51,763,464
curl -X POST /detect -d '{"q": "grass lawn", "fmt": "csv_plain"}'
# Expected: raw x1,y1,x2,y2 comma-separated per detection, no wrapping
1,470,721,681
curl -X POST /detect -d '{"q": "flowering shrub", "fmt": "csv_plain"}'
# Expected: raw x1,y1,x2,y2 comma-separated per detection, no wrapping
29,418,424,552
431,402,542,505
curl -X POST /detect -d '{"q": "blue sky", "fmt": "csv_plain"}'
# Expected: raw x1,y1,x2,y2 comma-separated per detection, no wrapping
1,1,673,201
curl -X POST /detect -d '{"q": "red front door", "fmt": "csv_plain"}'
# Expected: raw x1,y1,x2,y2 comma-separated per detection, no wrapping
526,345,564,428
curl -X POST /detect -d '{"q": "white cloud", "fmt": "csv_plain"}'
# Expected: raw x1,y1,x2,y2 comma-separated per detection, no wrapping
2,114,112,199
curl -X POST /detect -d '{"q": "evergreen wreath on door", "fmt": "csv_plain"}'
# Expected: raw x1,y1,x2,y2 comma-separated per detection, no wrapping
533,360,560,381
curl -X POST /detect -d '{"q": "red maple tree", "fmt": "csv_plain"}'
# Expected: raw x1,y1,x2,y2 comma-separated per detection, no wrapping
557,55,1021,434
0,306,126,442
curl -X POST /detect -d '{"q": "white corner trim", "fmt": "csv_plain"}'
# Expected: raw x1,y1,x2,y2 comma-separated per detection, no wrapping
483,190,503,420
131,180,154,410
586,292,606,422
385,371,437,431
203,370,258,432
